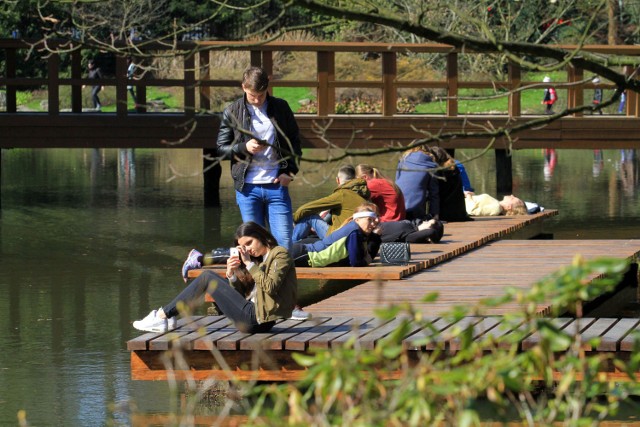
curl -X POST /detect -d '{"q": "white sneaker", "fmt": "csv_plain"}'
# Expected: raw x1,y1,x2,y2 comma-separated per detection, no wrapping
133,308,177,333
289,307,312,321
418,219,436,231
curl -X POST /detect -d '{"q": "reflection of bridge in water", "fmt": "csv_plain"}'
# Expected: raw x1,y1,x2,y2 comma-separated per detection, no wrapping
2,40,640,198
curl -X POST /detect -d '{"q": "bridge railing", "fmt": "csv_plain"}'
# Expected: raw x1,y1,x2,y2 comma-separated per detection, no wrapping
0,39,639,118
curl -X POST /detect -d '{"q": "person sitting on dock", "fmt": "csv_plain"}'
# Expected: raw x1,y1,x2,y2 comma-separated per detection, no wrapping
395,145,440,222
292,164,370,242
290,203,381,267
426,146,473,222
464,192,528,216
133,222,299,334
355,163,405,222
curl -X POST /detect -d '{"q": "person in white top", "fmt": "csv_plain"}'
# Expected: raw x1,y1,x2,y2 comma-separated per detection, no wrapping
216,67,302,251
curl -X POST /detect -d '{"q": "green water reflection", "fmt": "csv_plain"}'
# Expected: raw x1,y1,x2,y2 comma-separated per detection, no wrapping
0,147,638,425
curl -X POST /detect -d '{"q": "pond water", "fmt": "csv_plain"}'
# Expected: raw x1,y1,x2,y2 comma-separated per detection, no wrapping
0,147,639,425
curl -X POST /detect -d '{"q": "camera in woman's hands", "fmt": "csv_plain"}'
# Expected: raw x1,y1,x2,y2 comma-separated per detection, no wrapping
230,247,239,258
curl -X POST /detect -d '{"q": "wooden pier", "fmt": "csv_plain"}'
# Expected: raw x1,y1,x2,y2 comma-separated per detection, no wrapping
128,210,640,381
188,209,559,281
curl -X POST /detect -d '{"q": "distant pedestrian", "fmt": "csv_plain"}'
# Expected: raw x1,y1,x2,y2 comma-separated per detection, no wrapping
618,90,626,114
592,77,603,115
541,76,557,115
126,57,136,104
85,59,103,111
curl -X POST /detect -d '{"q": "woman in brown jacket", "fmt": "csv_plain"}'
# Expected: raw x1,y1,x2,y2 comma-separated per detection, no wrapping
133,222,298,333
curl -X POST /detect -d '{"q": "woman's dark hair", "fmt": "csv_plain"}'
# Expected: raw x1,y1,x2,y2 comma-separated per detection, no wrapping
427,146,453,166
234,221,278,248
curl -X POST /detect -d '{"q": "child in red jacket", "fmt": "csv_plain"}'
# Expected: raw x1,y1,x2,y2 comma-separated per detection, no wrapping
541,76,557,115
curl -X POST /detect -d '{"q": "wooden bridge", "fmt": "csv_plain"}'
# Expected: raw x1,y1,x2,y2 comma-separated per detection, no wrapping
2,40,640,151
127,211,640,382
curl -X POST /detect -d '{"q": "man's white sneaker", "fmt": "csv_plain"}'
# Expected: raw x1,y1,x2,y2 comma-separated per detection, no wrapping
133,308,177,333
289,307,312,321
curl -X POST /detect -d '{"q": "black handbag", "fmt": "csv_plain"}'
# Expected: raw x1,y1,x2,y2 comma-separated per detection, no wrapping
379,242,411,265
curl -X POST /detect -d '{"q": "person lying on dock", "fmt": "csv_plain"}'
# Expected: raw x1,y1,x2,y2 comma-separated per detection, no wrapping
464,192,528,216
378,218,444,244
290,203,381,267
133,222,299,334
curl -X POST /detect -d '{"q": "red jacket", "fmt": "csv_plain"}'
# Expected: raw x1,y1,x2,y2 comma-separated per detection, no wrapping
366,178,406,222
543,87,557,105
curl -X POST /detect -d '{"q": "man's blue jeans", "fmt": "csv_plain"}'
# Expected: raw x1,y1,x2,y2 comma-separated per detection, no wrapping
236,183,293,250
292,214,330,242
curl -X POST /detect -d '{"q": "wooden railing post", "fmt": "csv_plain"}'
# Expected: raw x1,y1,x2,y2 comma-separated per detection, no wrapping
115,55,128,117
250,50,261,67
48,53,60,115
184,54,195,118
508,61,521,117
199,49,210,112
71,49,82,113
262,51,273,76
6,46,16,113
447,53,458,117
382,52,397,116
629,65,639,117
568,65,584,117
317,51,335,115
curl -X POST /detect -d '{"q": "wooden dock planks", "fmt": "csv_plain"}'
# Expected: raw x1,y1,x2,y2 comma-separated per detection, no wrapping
302,239,640,318
187,210,558,281
128,210,640,382
128,315,640,381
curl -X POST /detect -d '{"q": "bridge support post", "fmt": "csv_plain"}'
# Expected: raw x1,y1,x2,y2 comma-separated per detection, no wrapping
203,148,221,207
495,149,513,194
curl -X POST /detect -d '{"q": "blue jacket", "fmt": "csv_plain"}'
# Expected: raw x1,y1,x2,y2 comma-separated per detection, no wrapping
304,221,377,267
395,151,440,220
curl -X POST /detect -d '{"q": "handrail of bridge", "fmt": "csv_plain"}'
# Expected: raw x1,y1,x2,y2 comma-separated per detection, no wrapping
0,39,637,118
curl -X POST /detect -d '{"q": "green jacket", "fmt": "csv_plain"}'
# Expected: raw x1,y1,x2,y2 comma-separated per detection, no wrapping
246,246,298,323
293,178,370,235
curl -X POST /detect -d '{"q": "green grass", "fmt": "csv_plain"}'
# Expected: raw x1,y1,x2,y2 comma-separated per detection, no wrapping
11,71,618,114
273,87,315,112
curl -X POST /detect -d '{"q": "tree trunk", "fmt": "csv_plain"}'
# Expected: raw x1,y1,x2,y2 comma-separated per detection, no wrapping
608,0,620,45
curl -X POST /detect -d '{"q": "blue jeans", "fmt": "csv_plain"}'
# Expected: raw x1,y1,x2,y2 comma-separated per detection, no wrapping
236,183,293,250
292,214,330,242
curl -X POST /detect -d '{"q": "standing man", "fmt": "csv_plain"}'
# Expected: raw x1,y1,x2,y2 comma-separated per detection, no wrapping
87,59,103,111
216,66,302,250
126,57,137,104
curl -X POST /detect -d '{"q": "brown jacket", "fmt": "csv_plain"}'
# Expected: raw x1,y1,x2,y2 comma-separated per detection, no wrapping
246,246,297,323
293,178,371,236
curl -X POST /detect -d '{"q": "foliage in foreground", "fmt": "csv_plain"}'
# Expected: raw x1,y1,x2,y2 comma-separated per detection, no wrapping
245,255,640,426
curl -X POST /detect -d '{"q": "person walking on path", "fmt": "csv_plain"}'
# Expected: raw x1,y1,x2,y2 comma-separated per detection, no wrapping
592,77,603,115
216,67,302,251
85,59,103,111
541,76,557,115
133,222,299,334
126,57,137,104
